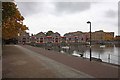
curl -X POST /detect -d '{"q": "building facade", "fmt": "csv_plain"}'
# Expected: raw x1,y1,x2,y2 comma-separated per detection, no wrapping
114,36,120,41
18,30,115,44
35,32,46,43
91,30,114,42
51,32,61,44
18,31,30,44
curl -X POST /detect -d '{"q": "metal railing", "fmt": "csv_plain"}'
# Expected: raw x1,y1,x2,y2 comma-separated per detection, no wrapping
83,52,119,65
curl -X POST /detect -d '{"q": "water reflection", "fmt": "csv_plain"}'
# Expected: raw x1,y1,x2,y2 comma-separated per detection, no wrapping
36,44,119,65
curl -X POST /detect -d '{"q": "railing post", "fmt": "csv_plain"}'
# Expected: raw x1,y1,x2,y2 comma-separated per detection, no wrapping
98,53,100,59
84,52,86,58
108,54,110,63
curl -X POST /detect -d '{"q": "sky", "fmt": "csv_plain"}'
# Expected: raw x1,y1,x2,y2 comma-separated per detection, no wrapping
16,0,119,36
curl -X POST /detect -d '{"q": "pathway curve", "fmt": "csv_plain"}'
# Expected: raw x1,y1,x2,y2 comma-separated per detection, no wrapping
21,45,119,78
3,45,92,78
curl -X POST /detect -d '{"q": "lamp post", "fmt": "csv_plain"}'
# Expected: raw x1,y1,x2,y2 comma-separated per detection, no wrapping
87,21,92,61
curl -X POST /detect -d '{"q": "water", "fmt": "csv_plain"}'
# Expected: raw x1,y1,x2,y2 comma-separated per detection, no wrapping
36,44,120,65
83,45,119,65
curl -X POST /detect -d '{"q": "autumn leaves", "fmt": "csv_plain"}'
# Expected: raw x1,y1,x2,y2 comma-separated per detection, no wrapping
2,2,28,40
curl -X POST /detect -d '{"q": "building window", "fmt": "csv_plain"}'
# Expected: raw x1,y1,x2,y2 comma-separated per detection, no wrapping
69,38,71,40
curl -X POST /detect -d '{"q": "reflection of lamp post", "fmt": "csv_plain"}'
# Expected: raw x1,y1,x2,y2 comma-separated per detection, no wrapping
87,21,92,61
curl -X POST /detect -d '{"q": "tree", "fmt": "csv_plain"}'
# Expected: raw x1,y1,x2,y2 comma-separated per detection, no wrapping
46,30,54,36
2,2,28,40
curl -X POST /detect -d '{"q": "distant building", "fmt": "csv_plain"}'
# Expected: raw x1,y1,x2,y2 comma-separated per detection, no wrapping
35,32,46,43
104,32,114,41
51,32,61,44
114,36,120,41
30,35,36,43
91,30,114,42
61,36,66,43
18,31,30,44
91,30,105,42
18,30,115,44
46,36,53,43
64,31,87,43
72,31,84,42
82,32,89,42
63,30,114,43
64,33,75,43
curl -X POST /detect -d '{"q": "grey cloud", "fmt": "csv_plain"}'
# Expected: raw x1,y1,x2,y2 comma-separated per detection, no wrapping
55,2,91,14
17,2,91,17
105,10,117,18
17,2,43,17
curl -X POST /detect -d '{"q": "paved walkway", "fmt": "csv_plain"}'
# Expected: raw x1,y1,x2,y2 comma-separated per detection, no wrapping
2,45,119,78
21,45,119,78
3,45,92,78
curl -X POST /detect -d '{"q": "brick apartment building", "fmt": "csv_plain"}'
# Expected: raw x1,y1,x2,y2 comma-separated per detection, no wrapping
18,31,30,44
91,30,114,42
18,30,115,44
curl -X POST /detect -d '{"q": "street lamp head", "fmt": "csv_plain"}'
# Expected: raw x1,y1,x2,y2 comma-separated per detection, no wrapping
87,21,91,24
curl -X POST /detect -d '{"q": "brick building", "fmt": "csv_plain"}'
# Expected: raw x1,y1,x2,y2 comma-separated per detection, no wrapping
91,30,114,42
18,31,30,44
51,32,61,44
35,32,46,43
18,30,115,44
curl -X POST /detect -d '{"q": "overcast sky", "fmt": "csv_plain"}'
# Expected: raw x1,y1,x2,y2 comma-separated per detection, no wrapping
16,0,119,36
